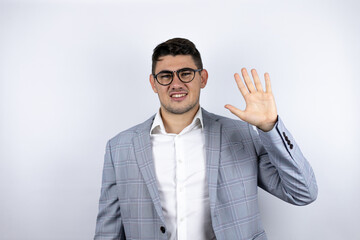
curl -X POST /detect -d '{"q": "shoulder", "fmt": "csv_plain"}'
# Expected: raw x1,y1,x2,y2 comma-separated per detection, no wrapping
202,108,250,130
107,114,155,147
202,108,255,144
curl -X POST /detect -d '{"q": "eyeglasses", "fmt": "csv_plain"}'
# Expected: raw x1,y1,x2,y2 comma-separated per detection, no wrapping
153,68,203,86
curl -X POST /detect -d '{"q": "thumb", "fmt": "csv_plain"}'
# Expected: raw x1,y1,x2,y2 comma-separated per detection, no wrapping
224,104,246,121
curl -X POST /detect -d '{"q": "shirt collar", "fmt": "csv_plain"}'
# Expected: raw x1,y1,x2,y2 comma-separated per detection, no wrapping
150,107,204,135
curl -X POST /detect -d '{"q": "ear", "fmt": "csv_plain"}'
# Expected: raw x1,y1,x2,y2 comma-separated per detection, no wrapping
200,69,208,88
149,74,158,93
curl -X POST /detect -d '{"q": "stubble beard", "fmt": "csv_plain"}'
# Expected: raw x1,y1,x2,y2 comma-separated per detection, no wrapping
161,98,199,115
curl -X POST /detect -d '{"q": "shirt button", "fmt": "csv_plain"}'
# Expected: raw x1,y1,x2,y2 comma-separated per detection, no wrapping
160,226,166,234
179,186,183,192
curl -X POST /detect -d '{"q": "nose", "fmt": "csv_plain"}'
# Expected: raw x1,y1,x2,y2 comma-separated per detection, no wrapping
170,72,184,88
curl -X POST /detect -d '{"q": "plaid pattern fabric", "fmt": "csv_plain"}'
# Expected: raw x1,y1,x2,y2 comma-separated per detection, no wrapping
94,109,317,240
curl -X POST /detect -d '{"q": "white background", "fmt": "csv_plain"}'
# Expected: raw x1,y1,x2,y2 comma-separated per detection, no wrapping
1,0,359,239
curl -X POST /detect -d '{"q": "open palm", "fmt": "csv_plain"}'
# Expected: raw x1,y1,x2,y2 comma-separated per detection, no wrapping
225,68,278,132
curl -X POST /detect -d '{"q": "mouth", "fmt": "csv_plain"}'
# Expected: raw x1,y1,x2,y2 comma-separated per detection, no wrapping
169,92,188,101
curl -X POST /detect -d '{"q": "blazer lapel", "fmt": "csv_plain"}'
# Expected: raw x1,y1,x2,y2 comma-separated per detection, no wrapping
132,116,165,223
202,108,221,218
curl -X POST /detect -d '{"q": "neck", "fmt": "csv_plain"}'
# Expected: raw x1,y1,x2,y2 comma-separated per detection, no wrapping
160,105,200,134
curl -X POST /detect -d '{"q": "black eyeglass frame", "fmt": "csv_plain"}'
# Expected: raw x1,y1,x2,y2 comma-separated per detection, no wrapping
153,68,203,86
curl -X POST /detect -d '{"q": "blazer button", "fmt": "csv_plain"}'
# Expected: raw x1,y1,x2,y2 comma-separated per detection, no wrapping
160,226,166,234
290,144,294,149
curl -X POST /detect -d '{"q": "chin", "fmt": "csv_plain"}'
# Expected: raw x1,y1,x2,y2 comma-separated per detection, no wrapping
162,102,199,115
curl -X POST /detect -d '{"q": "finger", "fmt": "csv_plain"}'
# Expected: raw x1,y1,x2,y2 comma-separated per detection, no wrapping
241,68,256,93
224,104,246,121
234,73,249,97
264,72,272,93
251,69,264,92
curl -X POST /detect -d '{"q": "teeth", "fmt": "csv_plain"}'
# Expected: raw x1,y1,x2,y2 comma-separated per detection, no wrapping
172,94,186,98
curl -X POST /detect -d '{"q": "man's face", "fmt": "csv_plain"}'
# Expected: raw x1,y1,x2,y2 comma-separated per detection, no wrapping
150,55,208,115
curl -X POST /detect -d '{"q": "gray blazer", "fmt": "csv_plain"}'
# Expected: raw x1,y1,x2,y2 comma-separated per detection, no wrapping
94,109,318,240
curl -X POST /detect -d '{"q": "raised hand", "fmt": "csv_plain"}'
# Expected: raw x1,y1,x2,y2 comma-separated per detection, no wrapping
225,68,278,132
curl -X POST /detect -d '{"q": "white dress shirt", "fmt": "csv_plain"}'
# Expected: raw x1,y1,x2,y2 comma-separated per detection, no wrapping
150,108,216,240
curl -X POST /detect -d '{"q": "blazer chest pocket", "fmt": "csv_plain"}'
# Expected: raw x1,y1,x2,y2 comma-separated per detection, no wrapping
219,141,257,182
220,141,251,163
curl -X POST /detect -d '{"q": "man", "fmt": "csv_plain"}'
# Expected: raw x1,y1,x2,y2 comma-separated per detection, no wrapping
94,38,317,240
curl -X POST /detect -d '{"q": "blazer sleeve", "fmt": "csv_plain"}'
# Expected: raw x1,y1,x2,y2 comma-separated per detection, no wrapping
249,117,318,206
94,140,126,240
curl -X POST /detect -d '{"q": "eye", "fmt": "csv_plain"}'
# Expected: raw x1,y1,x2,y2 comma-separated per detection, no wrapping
157,72,172,81
158,73,171,80
179,70,193,79
181,71,191,76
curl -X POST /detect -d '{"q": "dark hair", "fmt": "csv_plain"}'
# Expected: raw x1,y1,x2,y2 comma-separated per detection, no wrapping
152,38,203,74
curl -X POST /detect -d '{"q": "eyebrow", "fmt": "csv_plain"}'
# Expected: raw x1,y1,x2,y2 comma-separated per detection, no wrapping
157,67,195,73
